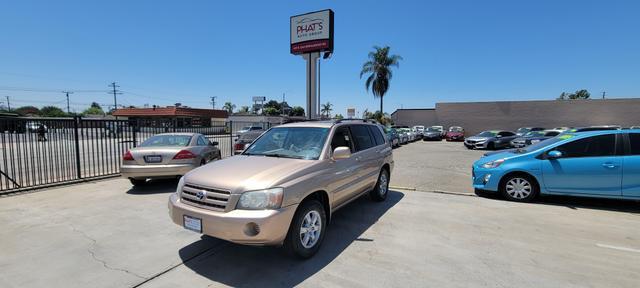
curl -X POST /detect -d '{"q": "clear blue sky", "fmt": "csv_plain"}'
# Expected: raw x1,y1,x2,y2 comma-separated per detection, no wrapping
1,0,639,116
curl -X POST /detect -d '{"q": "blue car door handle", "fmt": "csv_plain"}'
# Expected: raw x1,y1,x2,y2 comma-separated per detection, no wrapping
602,163,618,168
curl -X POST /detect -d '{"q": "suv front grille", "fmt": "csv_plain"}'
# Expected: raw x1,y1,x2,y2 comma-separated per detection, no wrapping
181,183,231,211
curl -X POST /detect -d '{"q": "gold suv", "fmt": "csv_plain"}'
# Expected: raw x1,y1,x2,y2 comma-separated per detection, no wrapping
168,120,394,258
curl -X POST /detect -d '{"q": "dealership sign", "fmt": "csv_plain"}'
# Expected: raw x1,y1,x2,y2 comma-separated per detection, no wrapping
290,9,334,54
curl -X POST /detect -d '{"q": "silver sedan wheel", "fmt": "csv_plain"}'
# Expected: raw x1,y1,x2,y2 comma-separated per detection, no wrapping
505,178,532,199
299,210,322,249
378,171,389,197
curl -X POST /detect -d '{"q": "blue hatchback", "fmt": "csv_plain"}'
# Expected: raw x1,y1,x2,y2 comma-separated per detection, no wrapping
472,130,640,202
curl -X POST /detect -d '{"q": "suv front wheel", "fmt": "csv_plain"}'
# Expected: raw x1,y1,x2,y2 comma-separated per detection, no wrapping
370,169,389,202
284,199,327,259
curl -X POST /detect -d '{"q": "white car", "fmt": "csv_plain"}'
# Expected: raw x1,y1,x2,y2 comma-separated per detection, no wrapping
412,125,425,138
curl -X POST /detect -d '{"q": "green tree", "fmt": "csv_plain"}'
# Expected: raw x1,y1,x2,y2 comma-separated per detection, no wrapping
572,89,590,99
238,106,250,113
557,89,591,100
15,106,40,116
334,113,344,120
83,102,104,115
222,102,236,114
321,102,333,118
263,100,282,112
40,106,67,117
263,107,279,116
360,46,403,114
290,106,305,117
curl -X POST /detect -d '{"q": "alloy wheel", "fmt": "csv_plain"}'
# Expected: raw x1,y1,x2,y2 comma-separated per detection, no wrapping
378,171,389,197
299,210,322,248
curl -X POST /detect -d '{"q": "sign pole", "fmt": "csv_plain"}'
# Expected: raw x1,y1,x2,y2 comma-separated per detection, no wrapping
303,52,320,119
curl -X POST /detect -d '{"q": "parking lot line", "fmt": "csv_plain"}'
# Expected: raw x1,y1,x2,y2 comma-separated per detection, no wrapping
596,243,640,253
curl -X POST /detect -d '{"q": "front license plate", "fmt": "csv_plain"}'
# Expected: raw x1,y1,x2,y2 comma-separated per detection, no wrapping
144,155,162,163
183,215,202,233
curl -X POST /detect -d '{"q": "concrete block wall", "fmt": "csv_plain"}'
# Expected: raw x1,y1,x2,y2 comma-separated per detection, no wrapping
391,98,640,136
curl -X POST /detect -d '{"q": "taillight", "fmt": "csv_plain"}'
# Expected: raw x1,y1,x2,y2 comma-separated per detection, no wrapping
173,150,196,160
234,143,245,151
123,150,134,161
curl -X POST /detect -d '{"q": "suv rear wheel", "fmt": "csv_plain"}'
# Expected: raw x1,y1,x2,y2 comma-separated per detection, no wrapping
284,199,327,259
370,169,389,202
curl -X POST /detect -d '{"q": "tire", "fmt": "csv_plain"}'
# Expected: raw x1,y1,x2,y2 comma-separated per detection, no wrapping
129,178,146,186
200,159,207,166
487,142,495,150
465,145,474,150
284,199,327,259
370,168,390,202
499,174,539,202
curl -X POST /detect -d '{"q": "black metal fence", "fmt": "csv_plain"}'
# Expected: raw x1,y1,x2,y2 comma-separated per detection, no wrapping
0,117,273,193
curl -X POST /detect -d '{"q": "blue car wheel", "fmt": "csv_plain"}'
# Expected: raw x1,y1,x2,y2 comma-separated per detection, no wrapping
500,174,539,202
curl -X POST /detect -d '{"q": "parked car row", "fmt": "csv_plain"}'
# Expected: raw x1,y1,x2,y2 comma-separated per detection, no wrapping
464,125,631,150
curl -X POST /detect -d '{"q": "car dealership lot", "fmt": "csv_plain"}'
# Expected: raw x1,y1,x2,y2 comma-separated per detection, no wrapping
1,142,639,288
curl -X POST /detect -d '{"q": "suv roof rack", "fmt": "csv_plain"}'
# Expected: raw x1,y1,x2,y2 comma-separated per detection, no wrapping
335,118,379,124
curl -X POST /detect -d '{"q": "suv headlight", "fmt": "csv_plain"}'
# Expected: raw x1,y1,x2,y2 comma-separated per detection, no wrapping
176,176,185,195
237,188,284,210
482,159,505,169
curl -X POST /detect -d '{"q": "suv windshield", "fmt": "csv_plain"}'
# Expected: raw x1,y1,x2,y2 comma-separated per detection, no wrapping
517,128,530,134
426,127,439,132
449,127,463,132
243,127,329,160
477,131,497,137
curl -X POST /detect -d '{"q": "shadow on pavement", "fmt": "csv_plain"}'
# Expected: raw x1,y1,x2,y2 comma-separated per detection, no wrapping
476,189,640,214
126,178,179,195
538,195,640,214
177,190,404,287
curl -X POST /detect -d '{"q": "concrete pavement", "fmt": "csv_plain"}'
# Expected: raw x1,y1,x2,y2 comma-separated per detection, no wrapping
1,176,639,288
390,140,485,194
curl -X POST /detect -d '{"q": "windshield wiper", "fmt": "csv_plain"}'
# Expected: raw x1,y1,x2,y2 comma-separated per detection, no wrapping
263,153,304,159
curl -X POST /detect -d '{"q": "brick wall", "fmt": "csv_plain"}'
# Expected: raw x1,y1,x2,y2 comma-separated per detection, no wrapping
392,98,640,136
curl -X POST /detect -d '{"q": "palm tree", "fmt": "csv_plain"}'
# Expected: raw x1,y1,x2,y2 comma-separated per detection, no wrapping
222,102,236,114
360,46,402,114
321,102,333,118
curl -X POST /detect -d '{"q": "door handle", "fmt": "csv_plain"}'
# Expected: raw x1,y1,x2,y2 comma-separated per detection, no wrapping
602,163,617,168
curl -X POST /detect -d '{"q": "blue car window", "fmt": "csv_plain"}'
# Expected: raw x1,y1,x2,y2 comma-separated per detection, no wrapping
629,133,640,155
555,134,616,158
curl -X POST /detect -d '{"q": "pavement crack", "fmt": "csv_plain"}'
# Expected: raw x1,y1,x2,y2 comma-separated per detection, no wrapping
69,224,147,280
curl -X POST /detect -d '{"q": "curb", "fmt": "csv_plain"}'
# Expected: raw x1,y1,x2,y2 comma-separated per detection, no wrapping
389,185,476,197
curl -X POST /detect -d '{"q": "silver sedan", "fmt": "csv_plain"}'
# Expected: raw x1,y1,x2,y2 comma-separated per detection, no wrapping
121,133,221,185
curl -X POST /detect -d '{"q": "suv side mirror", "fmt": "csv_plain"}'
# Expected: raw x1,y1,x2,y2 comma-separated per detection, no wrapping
496,134,503,138
210,141,219,146
547,150,563,159
332,146,351,160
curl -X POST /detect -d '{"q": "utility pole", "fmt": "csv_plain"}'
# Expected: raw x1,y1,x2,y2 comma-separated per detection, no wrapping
602,91,606,99
108,82,122,118
5,96,10,111
210,96,217,109
62,91,73,114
